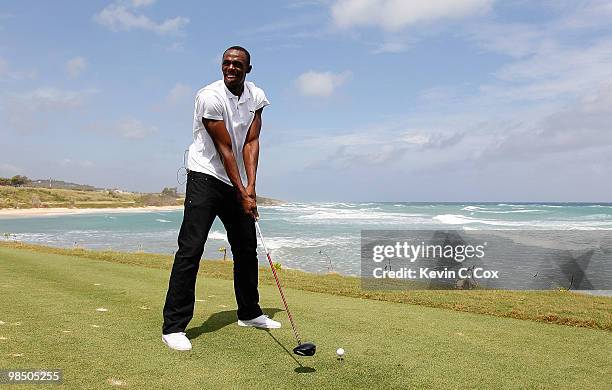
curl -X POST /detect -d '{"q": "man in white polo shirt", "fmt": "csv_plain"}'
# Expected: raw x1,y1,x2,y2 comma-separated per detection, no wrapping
162,46,280,351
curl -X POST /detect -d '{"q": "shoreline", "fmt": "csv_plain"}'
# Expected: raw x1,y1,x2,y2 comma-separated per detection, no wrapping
0,205,184,219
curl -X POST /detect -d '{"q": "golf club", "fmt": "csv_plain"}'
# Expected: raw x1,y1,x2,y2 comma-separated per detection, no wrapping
254,219,316,357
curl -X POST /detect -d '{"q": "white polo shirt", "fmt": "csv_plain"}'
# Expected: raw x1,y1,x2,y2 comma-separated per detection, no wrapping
187,80,270,186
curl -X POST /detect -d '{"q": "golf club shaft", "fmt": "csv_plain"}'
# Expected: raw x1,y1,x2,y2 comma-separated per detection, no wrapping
254,220,302,345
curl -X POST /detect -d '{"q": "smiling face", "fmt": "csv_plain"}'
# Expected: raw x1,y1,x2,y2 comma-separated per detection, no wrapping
222,49,251,93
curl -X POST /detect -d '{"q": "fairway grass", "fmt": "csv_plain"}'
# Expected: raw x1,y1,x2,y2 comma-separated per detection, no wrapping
0,246,611,389
1,242,610,331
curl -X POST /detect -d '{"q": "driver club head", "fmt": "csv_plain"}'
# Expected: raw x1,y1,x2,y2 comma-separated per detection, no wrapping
293,342,316,356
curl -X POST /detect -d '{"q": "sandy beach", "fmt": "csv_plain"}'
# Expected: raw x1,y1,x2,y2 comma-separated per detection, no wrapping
0,205,184,219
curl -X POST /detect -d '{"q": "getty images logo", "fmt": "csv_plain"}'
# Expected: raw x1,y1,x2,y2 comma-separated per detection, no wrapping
372,241,487,263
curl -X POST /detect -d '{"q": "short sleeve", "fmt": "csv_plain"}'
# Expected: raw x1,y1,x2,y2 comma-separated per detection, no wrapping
253,87,270,111
195,90,224,121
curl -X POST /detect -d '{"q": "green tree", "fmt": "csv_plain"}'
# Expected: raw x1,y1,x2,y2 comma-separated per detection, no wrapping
161,187,178,197
11,175,30,187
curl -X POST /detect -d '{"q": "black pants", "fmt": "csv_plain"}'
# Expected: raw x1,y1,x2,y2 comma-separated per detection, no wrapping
162,170,263,334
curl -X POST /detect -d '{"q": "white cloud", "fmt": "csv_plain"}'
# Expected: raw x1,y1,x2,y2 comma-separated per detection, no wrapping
283,122,467,170
60,159,94,168
20,88,91,110
94,3,189,35
419,86,459,102
331,0,492,31
65,56,87,78
2,87,96,133
0,13,13,31
466,22,545,59
166,83,191,104
0,56,37,81
556,0,612,30
581,81,612,112
0,163,21,175
115,118,158,139
130,0,156,7
313,79,612,173
495,40,612,83
273,2,612,197
295,70,352,97
166,41,185,52
483,82,612,161
372,41,409,54
286,0,324,9
440,2,612,116
0,57,7,75
469,28,612,104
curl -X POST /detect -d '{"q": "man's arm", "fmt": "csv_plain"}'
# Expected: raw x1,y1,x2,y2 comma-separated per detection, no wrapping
243,108,263,216
203,118,256,217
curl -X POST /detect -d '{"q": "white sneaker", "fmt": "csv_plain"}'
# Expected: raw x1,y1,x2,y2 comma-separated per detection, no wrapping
162,332,192,351
237,314,281,329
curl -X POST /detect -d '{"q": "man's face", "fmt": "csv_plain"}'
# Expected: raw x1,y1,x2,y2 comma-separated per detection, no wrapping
222,49,251,90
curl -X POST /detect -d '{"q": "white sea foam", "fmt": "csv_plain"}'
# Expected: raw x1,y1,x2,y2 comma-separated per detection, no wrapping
461,205,543,213
261,235,353,250
433,214,612,229
208,230,228,241
481,230,606,250
577,214,612,220
433,214,524,227
296,208,427,224
461,206,487,211
155,219,172,223
434,214,475,225
496,203,532,208
486,209,542,214
467,209,543,214
10,233,58,242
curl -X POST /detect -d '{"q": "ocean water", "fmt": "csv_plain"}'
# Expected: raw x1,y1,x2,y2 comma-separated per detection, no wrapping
1,202,611,276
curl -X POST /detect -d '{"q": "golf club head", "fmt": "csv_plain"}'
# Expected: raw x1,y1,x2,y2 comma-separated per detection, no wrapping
293,342,316,356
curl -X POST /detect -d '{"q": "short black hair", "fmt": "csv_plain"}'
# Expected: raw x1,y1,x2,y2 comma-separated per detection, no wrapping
224,46,251,65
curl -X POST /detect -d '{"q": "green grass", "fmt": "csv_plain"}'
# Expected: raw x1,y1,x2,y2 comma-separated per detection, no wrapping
0,246,611,389
1,242,610,331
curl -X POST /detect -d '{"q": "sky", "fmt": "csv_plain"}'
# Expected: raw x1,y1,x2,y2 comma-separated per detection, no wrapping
1,0,611,202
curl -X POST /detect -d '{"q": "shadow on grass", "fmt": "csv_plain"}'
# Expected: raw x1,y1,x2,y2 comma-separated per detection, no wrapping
187,308,283,339
258,330,316,374
187,308,315,373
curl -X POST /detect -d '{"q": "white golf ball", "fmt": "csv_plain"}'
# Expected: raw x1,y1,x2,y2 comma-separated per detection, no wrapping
336,348,345,357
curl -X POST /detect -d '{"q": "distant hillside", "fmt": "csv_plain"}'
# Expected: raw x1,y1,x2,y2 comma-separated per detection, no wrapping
0,187,183,209
0,186,283,209
256,196,284,206
0,174,284,209
29,179,102,191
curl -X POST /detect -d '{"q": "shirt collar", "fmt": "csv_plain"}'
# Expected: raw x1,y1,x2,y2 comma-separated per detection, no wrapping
224,81,251,104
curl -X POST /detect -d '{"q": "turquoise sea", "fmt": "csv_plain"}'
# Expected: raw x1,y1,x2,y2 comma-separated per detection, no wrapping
1,202,611,276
